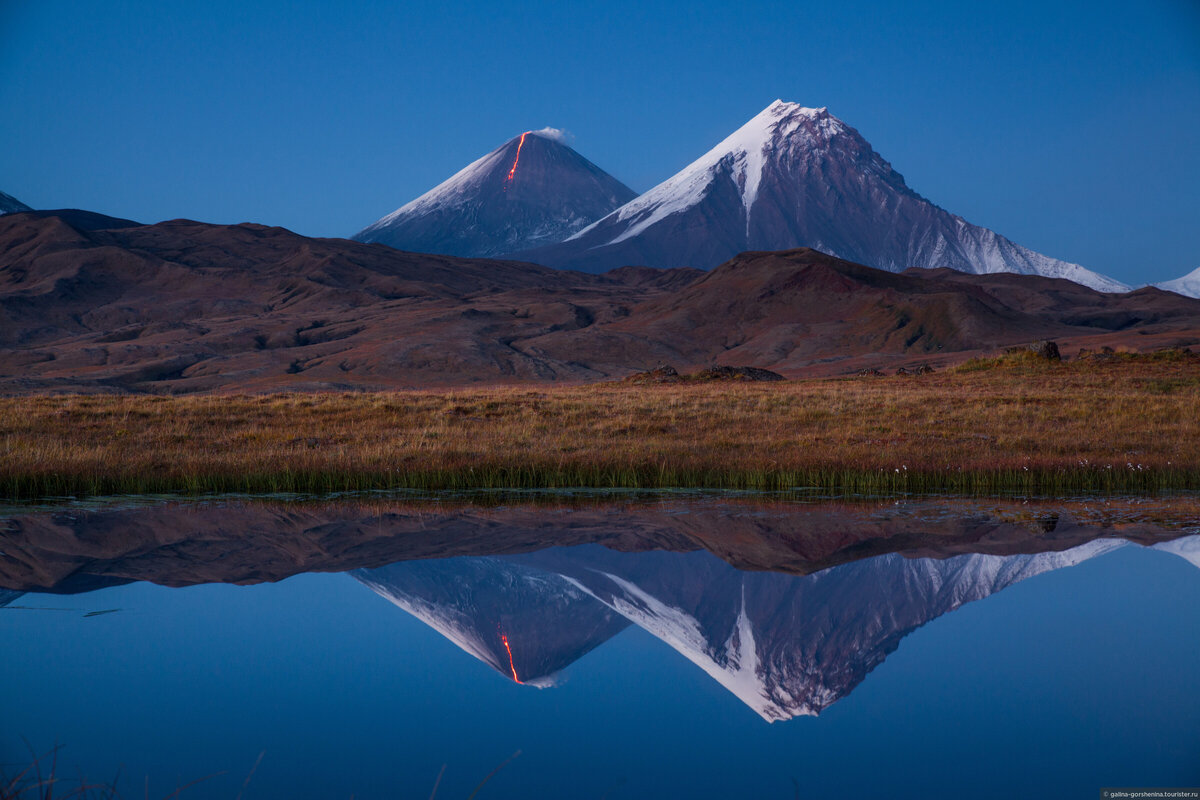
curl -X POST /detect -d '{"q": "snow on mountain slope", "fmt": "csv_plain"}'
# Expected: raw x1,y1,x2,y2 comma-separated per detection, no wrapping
0,190,31,215
573,102,847,248
564,569,770,717
1156,267,1200,299
515,101,1127,292
353,131,636,258
1152,535,1200,570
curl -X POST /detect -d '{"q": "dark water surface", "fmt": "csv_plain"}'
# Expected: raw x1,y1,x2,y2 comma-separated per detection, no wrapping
2,494,1198,798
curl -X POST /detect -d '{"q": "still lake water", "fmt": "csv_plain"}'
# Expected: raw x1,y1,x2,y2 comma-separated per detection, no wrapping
1,493,1198,799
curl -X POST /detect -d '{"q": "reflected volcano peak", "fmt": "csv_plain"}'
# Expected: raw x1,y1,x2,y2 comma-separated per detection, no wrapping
356,536,1199,722
354,557,629,687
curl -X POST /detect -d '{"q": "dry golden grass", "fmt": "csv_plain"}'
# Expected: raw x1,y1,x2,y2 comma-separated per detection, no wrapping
2,352,1199,498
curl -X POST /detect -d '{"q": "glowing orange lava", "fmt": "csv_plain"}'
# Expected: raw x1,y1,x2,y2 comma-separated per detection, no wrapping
503,132,529,188
500,633,522,683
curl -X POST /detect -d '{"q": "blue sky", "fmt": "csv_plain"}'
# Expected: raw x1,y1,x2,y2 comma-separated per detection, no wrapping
1,0,1197,284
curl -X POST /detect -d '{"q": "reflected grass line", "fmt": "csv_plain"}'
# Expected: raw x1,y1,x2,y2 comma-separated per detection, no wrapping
6,465,1200,500
464,750,521,800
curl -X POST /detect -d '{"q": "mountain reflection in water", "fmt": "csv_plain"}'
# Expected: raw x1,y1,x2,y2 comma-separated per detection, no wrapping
355,535,1200,721
2,494,1198,725
3,495,1200,799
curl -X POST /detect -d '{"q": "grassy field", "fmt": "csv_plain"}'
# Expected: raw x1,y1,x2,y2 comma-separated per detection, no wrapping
2,351,1200,499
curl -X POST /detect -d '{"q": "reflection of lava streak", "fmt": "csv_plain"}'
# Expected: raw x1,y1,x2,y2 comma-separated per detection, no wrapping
500,633,522,683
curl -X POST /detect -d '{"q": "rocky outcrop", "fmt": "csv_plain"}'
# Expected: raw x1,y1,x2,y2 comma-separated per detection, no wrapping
691,366,785,382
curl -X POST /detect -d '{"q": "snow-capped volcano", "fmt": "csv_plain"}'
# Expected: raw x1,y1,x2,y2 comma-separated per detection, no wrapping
514,101,1127,292
353,131,636,258
0,190,31,215
1156,266,1200,299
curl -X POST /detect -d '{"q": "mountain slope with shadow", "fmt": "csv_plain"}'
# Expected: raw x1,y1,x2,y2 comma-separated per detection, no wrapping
2,212,1198,393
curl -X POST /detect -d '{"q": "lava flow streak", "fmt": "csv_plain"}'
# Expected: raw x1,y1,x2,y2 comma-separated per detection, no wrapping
500,633,522,683
503,132,529,188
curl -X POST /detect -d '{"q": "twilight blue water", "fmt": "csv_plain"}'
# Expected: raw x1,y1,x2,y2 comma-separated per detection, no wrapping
2,527,1198,799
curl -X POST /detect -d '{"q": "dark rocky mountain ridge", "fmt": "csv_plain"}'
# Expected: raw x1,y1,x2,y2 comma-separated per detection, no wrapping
1,210,1198,393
